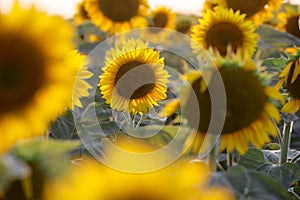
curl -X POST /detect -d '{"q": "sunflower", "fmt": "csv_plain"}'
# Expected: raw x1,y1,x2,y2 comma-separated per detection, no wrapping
277,5,300,39
44,156,235,200
276,47,300,113
84,0,149,34
213,0,282,26
183,53,283,155
71,53,93,110
141,6,176,43
175,16,193,34
191,8,257,58
99,38,170,114
203,0,218,13
0,3,81,154
74,1,91,24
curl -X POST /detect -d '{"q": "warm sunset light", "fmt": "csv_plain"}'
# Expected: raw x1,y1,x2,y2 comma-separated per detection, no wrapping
1,0,300,199
0,0,204,18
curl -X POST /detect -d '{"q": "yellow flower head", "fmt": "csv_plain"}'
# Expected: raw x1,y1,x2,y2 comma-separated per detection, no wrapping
276,47,300,113
74,1,91,24
99,38,170,114
45,149,235,200
0,3,83,154
140,6,176,43
149,6,176,30
175,16,193,34
277,5,300,39
85,0,149,34
72,54,93,110
183,53,283,155
191,8,257,58
213,0,282,26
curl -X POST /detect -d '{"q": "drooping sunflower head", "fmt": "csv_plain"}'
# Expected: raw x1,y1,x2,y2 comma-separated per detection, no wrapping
214,0,283,26
277,5,300,39
99,38,170,114
276,47,300,113
183,53,283,154
85,0,149,34
0,3,80,154
191,8,257,58
74,1,90,24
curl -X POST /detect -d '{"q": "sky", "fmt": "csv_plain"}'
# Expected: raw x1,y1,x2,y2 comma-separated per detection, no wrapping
1,0,300,18
0,0,206,18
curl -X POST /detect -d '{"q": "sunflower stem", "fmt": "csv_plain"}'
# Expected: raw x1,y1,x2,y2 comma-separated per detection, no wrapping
208,143,218,171
280,121,294,165
227,151,233,168
274,119,283,145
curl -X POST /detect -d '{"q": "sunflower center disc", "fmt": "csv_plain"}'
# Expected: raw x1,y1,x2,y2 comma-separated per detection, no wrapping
185,68,265,134
206,22,243,56
286,63,300,99
176,20,191,34
226,0,269,17
115,61,156,100
286,16,300,38
0,34,45,115
98,0,139,22
153,13,168,28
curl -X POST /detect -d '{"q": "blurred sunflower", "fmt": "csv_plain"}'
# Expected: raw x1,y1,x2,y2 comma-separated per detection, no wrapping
71,54,93,109
74,1,90,24
183,53,283,154
276,47,300,113
277,5,300,39
142,6,176,43
175,16,193,34
99,38,170,114
213,0,282,26
85,0,149,34
191,8,257,58
0,3,81,154
44,157,235,200
203,0,218,13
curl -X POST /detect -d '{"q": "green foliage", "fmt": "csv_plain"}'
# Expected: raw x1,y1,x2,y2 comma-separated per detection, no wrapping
211,166,296,200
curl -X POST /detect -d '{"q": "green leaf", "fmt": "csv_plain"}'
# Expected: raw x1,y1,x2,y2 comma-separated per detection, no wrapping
211,166,296,200
12,138,80,177
50,109,78,140
262,57,287,72
257,24,300,59
0,155,30,190
239,148,266,169
262,150,280,164
257,163,300,189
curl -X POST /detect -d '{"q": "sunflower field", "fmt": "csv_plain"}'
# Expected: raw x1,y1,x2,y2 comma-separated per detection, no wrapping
1,0,300,199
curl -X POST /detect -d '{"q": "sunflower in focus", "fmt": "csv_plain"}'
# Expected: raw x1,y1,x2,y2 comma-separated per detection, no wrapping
276,47,300,113
99,38,170,114
183,53,283,155
85,0,149,34
191,8,257,58
74,1,90,24
214,0,282,26
277,5,300,39
0,3,80,154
